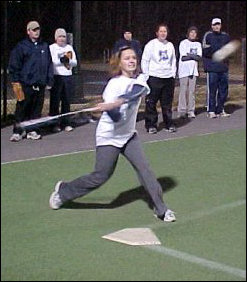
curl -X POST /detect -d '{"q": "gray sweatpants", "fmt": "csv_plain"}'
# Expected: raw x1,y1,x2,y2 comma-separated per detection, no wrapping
59,133,168,217
177,76,197,114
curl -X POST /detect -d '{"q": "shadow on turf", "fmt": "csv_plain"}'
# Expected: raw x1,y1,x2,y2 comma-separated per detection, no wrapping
62,176,177,210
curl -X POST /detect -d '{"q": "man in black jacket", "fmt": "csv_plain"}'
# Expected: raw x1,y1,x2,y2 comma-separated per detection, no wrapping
113,28,142,62
202,18,231,118
8,21,54,141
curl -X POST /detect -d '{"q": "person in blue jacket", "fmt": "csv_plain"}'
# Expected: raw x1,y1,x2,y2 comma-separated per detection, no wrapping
113,28,142,62
8,21,54,141
202,18,231,118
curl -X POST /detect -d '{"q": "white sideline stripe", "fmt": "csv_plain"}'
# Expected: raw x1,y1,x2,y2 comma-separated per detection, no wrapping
146,199,246,230
145,245,246,279
1,149,95,165
1,129,239,165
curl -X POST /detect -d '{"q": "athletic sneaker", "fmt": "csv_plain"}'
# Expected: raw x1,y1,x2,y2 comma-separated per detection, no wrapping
207,112,217,118
217,110,231,117
10,133,22,142
164,126,177,133
155,209,176,222
49,181,63,209
148,127,157,134
64,126,73,132
27,131,41,140
188,112,196,118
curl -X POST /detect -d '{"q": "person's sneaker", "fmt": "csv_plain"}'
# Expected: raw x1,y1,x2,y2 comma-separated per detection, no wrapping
177,112,187,119
64,126,73,132
27,131,42,140
148,127,157,134
154,209,176,222
164,126,176,133
217,110,231,117
207,112,217,118
49,181,64,209
188,112,196,118
9,133,22,142
52,126,61,133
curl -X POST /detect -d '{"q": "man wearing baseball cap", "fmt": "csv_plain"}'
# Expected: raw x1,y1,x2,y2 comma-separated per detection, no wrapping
202,18,231,118
8,20,54,141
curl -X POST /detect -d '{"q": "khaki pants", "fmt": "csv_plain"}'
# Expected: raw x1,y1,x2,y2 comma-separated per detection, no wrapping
177,76,197,114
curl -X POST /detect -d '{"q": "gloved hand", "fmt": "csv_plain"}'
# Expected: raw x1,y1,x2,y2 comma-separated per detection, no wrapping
11,82,25,101
65,51,72,59
60,56,70,64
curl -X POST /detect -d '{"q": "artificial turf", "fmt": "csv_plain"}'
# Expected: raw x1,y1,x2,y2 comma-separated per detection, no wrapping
1,129,246,281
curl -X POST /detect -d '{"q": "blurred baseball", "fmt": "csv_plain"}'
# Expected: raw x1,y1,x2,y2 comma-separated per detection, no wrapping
212,40,241,62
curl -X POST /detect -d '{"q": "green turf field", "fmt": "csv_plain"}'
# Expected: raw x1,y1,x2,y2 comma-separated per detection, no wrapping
1,129,246,281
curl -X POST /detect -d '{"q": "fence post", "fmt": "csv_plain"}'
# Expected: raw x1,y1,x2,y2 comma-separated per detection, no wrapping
2,1,8,121
242,38,246,86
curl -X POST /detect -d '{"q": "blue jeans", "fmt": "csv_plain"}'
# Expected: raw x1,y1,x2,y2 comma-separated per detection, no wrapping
208,72,228,114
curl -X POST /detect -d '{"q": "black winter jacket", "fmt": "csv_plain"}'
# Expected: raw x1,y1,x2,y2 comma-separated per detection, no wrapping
8,38,54,86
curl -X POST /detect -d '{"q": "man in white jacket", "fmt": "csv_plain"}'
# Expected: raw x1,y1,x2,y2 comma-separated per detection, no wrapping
49,28,77,132
177,26,202,118
141,23,177,134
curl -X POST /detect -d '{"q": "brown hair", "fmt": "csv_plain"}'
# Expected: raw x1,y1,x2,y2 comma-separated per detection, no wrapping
155,23,169,34
109,46,139,77
187,26,198,38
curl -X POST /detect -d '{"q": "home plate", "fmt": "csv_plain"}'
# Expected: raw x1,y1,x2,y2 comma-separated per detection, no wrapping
102,228,161,245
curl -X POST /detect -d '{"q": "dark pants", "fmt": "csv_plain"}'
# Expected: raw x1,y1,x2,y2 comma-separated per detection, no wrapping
145,76,175,130
49,75,73,127
13,84,45,134
59,133,168,217
207,72,228,114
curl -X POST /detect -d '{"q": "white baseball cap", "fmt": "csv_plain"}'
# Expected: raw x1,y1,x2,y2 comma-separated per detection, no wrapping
212,18,222,25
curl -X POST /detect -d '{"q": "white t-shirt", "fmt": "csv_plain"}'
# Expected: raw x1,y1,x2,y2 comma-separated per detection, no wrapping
96,74,149,148
141,38,177,79
49,43,77,76
178,39,202,78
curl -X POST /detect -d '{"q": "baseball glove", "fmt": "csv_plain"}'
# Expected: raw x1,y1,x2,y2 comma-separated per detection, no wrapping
64,51,72,69
12,82,25,101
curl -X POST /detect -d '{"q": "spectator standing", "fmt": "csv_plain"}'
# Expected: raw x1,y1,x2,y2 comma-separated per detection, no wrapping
141,23,177,134
202,18,231,118
177,26,202,118
49,28,78,132
8,21,53,141
113,28,142,62
49,46,176,223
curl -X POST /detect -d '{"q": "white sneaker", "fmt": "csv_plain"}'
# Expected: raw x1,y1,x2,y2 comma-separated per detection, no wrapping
148,127,157,134
154,209,176,222
10,133,22,142
49,181,63,209
188,112,196,118
207,112,217,118
217,111,231,117
64,126,73,132
163,209,176,222
27,131,41,140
